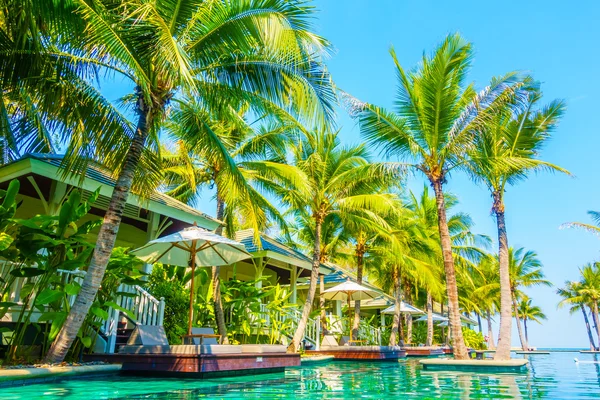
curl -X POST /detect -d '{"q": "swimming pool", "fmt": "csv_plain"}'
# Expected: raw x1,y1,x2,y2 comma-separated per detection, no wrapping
1,351,599,399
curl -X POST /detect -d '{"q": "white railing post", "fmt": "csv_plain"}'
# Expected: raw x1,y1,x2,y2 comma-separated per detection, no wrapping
107,308,120,354
315,317,321,350
157,297,165,326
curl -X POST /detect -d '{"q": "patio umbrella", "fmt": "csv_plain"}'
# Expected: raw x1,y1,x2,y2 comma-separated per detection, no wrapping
414,313,448,322
131,226,252,335
382,302,424,315
323,280,378,341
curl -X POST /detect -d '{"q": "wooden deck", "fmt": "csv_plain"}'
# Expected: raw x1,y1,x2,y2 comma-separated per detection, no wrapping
84,352,299,378
305,348,406,361
404,347,445,357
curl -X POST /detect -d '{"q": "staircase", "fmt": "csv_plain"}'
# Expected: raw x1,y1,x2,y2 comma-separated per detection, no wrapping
257,304,321,350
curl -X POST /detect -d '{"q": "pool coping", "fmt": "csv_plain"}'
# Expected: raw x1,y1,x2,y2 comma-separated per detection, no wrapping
0,364,122,387
420,358,529,373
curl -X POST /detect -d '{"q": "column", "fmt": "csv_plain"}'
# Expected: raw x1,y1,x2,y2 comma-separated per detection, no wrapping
290,266,298,304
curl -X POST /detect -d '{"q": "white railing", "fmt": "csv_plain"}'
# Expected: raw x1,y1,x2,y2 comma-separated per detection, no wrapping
259,304,320,349
327,314,381,345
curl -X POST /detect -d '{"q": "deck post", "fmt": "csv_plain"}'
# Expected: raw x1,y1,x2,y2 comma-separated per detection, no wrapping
157,297,165,326
107,308,120,353
315,317,321,351
290,266,298,304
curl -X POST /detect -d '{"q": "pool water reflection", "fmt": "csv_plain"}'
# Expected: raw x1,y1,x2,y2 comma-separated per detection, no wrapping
1,351,599,399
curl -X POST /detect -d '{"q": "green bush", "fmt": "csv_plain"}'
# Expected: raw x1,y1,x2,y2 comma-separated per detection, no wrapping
462,327,486,350
146,265,189,345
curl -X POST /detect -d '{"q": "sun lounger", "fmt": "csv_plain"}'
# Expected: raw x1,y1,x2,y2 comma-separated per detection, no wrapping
240,344,287,354
127,325,169,345
320,334,401,352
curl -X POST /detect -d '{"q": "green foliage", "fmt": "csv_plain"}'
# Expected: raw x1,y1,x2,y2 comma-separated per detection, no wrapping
146,264,190,345
462,327,486,350
0,180,145,362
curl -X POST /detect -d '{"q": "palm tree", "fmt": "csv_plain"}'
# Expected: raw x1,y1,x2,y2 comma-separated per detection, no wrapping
45,0,336,362
516,297,546,346
161,108,294,343
557,281,598,351
508,248,552,351
350,33,521,359
274,130,400,352
578,263,600,344
467,79,568,360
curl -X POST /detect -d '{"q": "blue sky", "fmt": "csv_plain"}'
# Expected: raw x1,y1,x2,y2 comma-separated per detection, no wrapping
310,0,600,348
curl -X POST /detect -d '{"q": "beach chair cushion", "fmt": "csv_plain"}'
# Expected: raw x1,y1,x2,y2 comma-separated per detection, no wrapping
240,344,287,354
126,325,169,345
321,335,339,348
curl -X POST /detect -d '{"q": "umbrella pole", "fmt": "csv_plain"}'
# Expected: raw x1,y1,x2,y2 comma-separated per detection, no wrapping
347,291,352,342
188,242,197,336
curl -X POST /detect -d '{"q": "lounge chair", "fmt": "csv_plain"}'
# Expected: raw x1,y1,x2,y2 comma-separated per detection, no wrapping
320,334,401,352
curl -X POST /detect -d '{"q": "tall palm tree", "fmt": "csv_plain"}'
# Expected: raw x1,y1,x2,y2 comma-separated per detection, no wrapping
578,263,600,345
516,297,546,346
467,79,568,359
557,280,598,351
273,130,400,352
161,108,293,343
350,33,521,359
508,247,552,351
45,0,336,362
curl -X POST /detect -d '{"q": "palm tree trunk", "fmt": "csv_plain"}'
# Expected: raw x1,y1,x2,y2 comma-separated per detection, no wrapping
352,248,364,339
45,108,150,363
289,216,322,353
524,318,529,346
592,302,600,345
407,314,413,344
213,195,229,344
426,291,433,346
389,264,401,346
493,192,513,360
581,305,597,351
487,310,495,350
477,314,482,333
513,294,528,351
320,275,327,335
431,179,468,359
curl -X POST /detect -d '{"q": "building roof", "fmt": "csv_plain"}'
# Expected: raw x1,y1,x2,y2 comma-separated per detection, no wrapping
0,154,221,230
235,229,313,270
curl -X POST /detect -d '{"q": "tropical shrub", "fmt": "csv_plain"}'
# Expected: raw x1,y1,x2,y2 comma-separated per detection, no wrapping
146,264,189,345
0,180,146,362
462,327,486,350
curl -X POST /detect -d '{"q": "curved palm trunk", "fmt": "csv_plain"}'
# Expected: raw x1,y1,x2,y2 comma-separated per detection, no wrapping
352,248,364,339
46,109,149,363
426,291,433,346
389,264,401,346
581,305,598,351
288,217,322,353
431,179,467,359
320,275,327,335
487,310,496,350
407,314,413,344
512,294,528,351
213,195,229,344
493,193,513,360
524,317,529,346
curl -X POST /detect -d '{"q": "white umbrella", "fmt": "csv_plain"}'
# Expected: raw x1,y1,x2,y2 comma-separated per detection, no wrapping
323,280,378,341
415,313,449,322
382,302,424,315
131,226,252,335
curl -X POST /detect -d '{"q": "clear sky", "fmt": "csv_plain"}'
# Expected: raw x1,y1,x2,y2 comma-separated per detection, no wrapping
310,0,600,348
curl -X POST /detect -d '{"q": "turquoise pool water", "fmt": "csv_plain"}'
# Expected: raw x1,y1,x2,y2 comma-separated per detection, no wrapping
1,352,600,399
